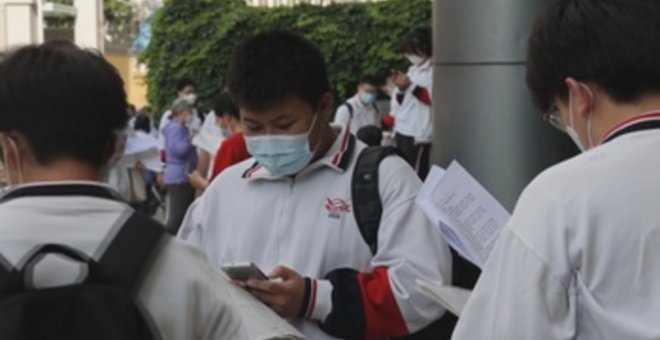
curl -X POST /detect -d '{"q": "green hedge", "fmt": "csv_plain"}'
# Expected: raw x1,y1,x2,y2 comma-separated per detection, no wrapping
142,0,431,116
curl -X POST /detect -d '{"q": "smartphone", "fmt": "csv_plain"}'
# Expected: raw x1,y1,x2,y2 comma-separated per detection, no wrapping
221,262,268,281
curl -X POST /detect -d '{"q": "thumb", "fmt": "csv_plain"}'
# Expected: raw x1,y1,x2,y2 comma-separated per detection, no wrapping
269,265,295,280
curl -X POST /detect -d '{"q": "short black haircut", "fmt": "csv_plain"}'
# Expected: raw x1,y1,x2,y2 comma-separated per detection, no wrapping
403,27,432,57
133,114,152,134
359,75,381,88
0,41,127,168
357,125,383,147
227,30,331,112
176,77,196,92
213,92,240,120
527,0,660,111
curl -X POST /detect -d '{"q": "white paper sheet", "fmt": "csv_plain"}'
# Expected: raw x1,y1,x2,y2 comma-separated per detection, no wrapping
193,131,223,155
117,132,163,172
416,280,471,316
416,161,510,268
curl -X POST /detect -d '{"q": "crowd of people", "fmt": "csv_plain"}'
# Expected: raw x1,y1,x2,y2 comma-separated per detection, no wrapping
2,0,660,339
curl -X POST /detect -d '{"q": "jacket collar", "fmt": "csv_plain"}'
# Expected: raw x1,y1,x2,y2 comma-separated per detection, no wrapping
0,182,123,204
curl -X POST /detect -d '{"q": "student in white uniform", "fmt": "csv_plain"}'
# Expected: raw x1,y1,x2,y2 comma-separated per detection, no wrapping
453,1,660,339
333,75,380,134
179,30,453,339
0,41,299,340
390,27,434,180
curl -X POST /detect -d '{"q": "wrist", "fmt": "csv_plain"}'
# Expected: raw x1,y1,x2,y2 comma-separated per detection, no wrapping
297,277,313,318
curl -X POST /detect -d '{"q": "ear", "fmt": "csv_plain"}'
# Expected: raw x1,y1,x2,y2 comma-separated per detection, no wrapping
565,77,594,119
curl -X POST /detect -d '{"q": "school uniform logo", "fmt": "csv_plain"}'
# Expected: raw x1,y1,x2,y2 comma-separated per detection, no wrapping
325,198,351,219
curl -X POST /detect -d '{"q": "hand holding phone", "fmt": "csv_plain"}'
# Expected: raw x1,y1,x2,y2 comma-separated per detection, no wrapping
222,262,268,282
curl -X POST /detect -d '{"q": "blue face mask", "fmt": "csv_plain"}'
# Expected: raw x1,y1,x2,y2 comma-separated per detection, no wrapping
360,91,377,105
245,115,318,177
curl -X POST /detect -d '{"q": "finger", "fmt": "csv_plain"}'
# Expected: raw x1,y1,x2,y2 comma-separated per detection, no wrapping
249,289,278,307
246,278,279,293
231,279,247,288
269,265,294,280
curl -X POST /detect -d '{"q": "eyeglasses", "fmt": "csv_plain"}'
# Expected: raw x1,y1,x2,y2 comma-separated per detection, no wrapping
542,104,566,132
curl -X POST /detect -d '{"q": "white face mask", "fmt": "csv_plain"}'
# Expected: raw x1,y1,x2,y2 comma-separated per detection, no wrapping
183,93,197,104
244,114,319,177
406,54,424,66
566,84,595,152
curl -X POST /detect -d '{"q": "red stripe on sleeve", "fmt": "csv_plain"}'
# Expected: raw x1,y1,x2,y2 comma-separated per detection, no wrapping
305,279,318,319
357,266,408,338
412,86,432,106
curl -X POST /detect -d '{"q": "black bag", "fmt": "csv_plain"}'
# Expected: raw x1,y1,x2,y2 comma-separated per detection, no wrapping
0,212,166,340
351,146,466,339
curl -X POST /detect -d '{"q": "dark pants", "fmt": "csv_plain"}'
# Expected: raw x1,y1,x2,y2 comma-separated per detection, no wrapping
165,182,195,234
395,133,431,180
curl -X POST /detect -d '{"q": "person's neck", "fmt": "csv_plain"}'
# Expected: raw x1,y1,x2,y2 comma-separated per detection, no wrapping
312,123,338,163
594,95,660,143
230,121,245,135
22,159,101,184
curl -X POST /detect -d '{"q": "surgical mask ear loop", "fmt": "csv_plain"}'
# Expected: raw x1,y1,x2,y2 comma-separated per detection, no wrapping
580,84,596,148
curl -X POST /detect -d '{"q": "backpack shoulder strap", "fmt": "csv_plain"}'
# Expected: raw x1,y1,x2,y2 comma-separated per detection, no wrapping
344,102,354,119
351,146,402,255
372,102,380,116
98,211,167,293
0,254,19,295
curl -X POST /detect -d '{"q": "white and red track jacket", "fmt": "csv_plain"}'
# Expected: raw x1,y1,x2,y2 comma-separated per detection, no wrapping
179,124,452,339
390,59,434,144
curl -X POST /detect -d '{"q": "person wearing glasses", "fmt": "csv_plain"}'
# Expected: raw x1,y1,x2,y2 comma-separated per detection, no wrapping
453,0,660,339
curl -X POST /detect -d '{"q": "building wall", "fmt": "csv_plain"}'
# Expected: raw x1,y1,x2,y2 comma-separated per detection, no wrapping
105,52,149,109
0,4,6,50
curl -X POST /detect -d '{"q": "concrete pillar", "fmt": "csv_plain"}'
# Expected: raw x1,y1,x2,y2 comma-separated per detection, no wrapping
74,0,103,51
432,0,576,211
0,0,43,51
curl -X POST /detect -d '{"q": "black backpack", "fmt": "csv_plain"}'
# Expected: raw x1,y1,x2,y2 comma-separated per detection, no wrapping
0,212,166,340
351,145,401,254
351,146,466,339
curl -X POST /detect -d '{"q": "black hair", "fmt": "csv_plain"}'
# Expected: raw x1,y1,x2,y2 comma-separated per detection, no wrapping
402,27,432,57
0,41,127,168
133,114,151,134
139,106,152,115
357,125,383,147
343,81,359,101
527,0,660,111
176,77,196,92
213,92,240,120
359,75,381,88
227,30,331,112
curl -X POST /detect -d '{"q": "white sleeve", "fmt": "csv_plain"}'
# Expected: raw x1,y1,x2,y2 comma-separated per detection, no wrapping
333,105,351,127
308,157,453,337
389,90,401,118
138,238,301,340
373,156,453,332
453,185,575,340
178,197,205,248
